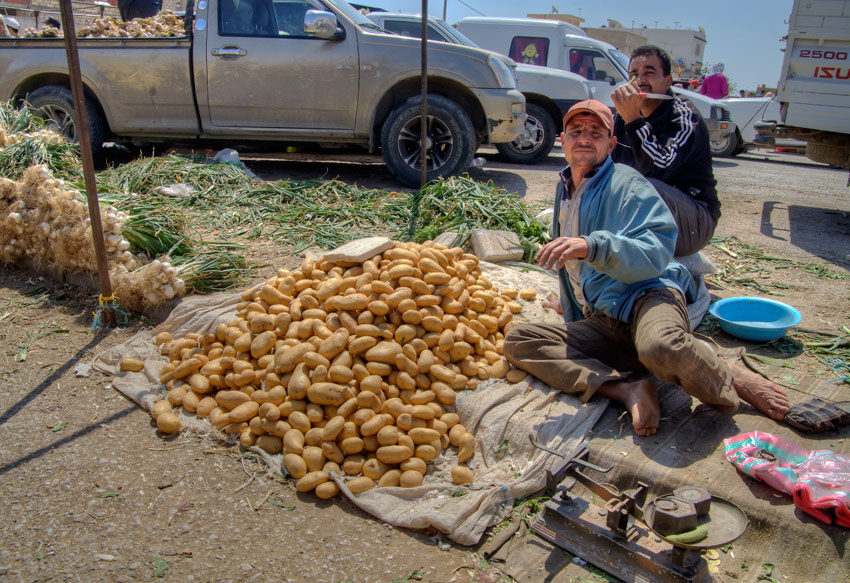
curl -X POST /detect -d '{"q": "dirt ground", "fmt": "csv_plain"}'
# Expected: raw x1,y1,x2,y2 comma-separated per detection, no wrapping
0,147,848,583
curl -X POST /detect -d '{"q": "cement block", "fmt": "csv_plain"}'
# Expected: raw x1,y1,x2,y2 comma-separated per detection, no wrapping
470,229,524,263
322,236,393,263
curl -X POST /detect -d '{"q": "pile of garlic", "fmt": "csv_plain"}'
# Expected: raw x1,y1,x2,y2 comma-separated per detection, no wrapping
0,164,186,310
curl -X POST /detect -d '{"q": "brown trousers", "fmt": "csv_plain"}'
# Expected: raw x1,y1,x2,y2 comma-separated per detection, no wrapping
503,287,739,411
649,178,717,257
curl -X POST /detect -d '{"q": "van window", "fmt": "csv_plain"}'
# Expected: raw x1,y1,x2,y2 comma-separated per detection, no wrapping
509,37,549,66
569,49,624,83
381,19,451,42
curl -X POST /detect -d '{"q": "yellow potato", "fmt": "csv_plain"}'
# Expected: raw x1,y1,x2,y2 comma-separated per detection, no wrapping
519,288,537,301
399,470,424,488
451,466,474,485
120,358,144,372
347,476,376,494
156,412,180,434
296,471,329,493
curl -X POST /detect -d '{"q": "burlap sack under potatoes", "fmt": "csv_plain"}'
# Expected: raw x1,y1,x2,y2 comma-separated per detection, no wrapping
93,263,608,545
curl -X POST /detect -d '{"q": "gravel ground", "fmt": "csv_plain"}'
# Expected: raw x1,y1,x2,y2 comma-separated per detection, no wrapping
1,146,848,583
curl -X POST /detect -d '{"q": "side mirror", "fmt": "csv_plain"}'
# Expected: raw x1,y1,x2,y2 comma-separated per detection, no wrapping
304,10,339,39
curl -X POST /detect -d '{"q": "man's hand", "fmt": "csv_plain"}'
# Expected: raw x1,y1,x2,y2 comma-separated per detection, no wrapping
611,82,643,124
536,237,588,270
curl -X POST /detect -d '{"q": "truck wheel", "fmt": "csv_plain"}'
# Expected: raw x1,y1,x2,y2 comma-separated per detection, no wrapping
381,95,475,187
495,103,556,164
26,85,105,153
710,129,740,157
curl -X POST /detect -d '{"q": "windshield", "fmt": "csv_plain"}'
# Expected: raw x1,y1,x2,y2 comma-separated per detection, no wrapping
609,49,630,76
322,0,372,25
438,20,479,47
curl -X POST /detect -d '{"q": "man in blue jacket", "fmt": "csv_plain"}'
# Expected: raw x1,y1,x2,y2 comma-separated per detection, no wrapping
503,100,788,436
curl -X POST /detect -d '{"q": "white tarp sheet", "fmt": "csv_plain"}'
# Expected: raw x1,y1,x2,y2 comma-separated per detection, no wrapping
93,263,607,545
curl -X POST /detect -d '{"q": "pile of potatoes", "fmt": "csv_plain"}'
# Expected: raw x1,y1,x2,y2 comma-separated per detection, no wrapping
137,240,536,499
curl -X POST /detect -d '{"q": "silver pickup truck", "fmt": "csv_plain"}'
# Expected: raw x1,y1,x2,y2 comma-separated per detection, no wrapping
0,0,526,186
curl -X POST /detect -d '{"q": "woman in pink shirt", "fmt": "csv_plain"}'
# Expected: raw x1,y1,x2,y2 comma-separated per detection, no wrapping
699,62,729,99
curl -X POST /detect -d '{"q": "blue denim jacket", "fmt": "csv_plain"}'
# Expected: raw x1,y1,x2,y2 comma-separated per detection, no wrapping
554,156,696,323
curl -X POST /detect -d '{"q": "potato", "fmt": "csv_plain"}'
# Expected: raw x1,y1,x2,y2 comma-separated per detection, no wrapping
365,341,403,364
408,427,441,445
399,470,424,488
519,288,537,301
347,476,376,494
506,369,528,383
490,359,511,379
228,401,260,423
458,432,475,463
154,331,173,345
156,412,180,434
296,471,329,493
399,457,427,474
120,357,144,372
151,400,172,420
378,469,402,488
303,446,326,472
315,480,340,500
307,382,348,406
283,428,305,454
371,445,408,465
362,458,392,480
256,435,283,454
451,466,474,485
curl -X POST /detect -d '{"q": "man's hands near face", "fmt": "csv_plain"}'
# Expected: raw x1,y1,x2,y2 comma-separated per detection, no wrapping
536,237,589,271
611,83,643,124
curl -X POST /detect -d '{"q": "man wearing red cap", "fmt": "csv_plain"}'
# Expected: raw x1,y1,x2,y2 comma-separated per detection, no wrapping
503,100,788,436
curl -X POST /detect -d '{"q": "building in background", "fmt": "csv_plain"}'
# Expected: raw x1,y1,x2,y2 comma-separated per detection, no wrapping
582,19,648,60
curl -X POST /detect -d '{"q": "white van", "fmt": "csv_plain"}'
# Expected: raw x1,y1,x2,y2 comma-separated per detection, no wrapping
456,16,736,155
457,17,628,105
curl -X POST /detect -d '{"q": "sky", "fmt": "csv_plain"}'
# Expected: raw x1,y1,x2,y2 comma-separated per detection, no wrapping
379,0,794,91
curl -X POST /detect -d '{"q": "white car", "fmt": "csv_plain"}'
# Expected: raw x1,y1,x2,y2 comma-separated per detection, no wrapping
719,96,806,155
668,87,737,157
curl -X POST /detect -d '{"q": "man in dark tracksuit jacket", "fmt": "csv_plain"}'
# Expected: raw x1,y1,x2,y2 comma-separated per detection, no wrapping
611,45,719,257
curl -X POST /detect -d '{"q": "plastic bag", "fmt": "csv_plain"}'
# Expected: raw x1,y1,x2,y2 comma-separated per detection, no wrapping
724,430,850,527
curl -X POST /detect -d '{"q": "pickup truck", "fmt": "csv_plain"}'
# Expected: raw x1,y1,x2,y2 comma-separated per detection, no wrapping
456,16,737,154
0,0,526,187
366,11,590,164
755,0,850,168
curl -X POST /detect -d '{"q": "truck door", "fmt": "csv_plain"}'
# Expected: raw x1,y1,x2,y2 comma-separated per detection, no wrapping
566,48,625,106
205,0,359,130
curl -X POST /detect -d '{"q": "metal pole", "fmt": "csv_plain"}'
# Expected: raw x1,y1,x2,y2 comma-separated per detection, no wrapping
442,0,446,20
419,0,428,188
59,0,116,326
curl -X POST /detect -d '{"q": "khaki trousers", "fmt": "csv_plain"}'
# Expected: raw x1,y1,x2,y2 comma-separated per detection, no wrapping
649,178,717,257
503,287,739,411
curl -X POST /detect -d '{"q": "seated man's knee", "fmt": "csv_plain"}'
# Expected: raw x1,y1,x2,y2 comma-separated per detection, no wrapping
635,334,680,371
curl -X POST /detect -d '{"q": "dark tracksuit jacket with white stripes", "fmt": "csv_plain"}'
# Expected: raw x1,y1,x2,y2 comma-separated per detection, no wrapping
612,93,721,222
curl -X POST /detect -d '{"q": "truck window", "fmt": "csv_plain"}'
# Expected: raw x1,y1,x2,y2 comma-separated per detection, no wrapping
219,0,318,37
220,0,277,36
509,37,549,66
569,49,624,84
381,19,451,42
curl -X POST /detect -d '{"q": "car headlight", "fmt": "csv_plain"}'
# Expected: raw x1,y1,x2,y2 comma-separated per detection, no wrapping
487,55,517,89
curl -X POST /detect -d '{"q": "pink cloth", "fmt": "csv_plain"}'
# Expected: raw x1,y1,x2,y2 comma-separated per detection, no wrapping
699,74,728,99
724,431,850,528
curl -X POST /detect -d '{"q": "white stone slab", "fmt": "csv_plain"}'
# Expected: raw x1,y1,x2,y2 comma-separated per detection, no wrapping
322,236,394,263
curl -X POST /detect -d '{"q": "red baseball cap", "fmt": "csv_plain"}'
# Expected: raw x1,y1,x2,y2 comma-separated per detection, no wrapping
562,99,614,134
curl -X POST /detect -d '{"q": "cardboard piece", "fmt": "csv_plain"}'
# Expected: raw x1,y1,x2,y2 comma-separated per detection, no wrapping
321,236,393,263
471,229,524,263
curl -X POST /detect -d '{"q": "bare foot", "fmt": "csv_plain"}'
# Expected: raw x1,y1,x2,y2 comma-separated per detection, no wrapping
597,379,660,436
731,364,789,420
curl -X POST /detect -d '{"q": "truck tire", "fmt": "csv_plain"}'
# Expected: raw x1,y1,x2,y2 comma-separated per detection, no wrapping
710,129,740,157
806,143,850,168
381,94,475,187
495,103,556,164
26,85,105,153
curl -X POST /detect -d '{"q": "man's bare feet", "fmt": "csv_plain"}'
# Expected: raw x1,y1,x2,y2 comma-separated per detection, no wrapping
597,379,660,436
730,364,789,421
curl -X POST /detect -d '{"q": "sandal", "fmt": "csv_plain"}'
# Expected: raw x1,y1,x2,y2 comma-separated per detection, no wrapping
784,398,850,433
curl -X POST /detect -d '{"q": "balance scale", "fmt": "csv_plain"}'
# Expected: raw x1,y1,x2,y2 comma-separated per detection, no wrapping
529,445,749,583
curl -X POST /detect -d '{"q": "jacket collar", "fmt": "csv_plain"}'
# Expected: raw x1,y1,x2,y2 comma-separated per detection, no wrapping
559,156,614,198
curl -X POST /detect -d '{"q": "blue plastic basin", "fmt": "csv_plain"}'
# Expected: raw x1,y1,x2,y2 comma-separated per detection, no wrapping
708,297,801,342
